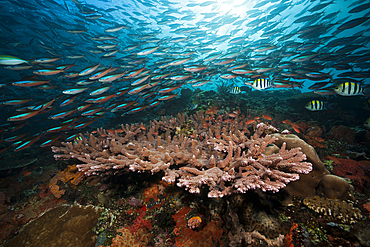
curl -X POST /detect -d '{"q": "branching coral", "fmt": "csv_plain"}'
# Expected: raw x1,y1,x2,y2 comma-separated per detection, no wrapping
52,111,312,198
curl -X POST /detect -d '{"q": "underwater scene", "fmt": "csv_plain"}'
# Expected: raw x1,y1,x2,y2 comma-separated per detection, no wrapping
1,0,370,246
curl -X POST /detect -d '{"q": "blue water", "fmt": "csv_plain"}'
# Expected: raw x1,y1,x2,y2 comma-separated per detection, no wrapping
0,0,369,159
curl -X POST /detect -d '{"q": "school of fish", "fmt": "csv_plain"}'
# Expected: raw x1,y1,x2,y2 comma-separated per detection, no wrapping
0,0,370,153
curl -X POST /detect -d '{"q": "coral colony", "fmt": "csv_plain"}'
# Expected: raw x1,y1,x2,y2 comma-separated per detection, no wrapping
52,111,313,197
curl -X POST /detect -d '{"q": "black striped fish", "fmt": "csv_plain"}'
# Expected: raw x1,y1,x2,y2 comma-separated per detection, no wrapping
334,82,364,96
305,100,326,111
230,86,241,94
245,78,272,90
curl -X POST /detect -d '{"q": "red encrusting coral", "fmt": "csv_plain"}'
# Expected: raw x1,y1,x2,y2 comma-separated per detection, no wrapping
328,125,355,144
172,206,223,246
125,205,152,234
327,156,370,193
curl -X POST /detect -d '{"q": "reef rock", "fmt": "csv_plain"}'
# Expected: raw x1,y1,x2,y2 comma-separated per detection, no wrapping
4,204,99,247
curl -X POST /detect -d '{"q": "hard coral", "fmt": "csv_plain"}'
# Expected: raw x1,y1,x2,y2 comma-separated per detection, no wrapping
303,195,362,224
284,223,298,247
187,216,202,229
271,134,353,204
52,112,313,198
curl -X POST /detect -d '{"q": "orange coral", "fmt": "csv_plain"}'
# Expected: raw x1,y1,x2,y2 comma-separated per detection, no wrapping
284,222,298,247
49,165,85,198
142,183,159,203
126,206,152,234
48,184,65,199
173,227,181,236
188,216,202,229
142,181,168,203
70,172,85,185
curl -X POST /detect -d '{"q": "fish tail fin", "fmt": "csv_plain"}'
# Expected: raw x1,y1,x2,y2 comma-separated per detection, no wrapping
364,85,370,95
326,102,336,110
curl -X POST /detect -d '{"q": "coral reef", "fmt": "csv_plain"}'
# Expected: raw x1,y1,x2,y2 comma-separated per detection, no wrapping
303,196,362,224
48,110,361,246
52,111,313,199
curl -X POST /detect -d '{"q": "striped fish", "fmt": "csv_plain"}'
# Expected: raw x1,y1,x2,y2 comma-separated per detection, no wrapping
334,82,364,96
230,86,241,94
245,78,272,90
305,100,325,111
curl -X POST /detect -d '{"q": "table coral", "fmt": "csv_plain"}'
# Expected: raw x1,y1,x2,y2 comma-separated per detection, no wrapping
52,111,312,198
